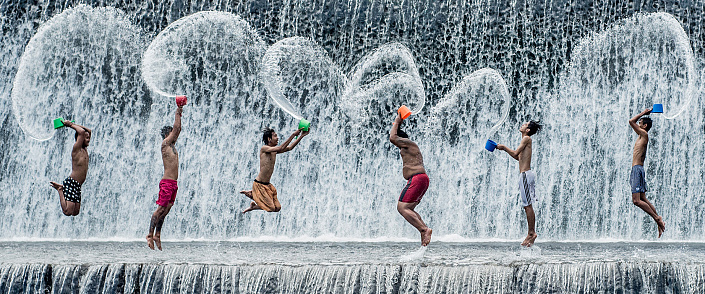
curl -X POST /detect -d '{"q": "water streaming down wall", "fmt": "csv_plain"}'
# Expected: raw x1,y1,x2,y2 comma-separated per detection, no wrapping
0,1,704,241
1,262,704,293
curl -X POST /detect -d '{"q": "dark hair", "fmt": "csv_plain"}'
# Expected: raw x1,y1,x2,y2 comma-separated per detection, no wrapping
397,129,408,138
161,126,173,139
640,117,652,131
262,127,275,144
396,120,409,138
527,120,542,136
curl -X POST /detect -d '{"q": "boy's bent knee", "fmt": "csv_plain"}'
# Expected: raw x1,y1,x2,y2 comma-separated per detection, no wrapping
397,204,413,214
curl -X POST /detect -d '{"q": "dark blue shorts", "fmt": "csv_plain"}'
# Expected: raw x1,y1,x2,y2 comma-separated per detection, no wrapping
629,165,647,194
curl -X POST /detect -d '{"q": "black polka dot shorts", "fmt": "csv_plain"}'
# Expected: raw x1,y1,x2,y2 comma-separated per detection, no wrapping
62,177,82,203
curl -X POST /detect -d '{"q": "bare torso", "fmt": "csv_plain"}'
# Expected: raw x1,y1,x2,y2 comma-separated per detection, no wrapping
256,148,276,183
70,148,89,184
632,134,648,166
399,140,426,180
162,142,179,180
518,136,532,173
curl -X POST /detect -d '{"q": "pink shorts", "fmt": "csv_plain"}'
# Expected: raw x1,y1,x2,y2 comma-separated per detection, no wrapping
398,173,430,203
156,179,178,207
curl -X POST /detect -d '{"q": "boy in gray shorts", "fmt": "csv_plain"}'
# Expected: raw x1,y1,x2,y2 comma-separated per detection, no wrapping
629,108,665,237
497,120,542,247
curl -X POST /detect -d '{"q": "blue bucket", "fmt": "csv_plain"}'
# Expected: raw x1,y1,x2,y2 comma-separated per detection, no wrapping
652,104,663,113
485,139,498,152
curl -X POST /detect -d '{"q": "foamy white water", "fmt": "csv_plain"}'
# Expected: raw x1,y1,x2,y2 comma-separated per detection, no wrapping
0,3,703,244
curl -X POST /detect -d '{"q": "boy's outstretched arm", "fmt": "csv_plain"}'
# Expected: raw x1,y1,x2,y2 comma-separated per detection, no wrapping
163,106,183,145
496,137,530,160
261,128,302,154
282,129,309,152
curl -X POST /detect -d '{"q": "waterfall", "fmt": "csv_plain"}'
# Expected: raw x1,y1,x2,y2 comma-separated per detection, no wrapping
1,0,704,242
1,262,704,293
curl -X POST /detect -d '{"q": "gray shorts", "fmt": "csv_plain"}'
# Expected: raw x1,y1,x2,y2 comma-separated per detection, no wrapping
519,170,536,207
629,165,648,194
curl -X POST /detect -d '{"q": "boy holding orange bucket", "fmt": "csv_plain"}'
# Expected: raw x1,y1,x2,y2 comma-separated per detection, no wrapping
390,107,432,246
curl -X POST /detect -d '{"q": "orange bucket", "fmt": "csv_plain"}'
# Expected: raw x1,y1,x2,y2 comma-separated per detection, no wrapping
398,105,412,119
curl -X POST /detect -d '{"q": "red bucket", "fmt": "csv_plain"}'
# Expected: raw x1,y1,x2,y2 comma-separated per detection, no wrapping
175,95,187,107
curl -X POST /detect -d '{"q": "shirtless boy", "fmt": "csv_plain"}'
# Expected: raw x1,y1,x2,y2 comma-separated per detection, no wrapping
240,127,309,213
50,121,92,216
390,115,432,246
147,103,183,250
629,108,665,237
496,120,542,247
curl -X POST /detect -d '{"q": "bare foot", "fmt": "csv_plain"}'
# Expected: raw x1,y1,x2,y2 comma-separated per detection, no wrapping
655,216,665,238
421,228,432,246
242,201,259,213
146,234,155,250
240,190,253,199
49,181,63,191
522,233,538,247
154,234,162,251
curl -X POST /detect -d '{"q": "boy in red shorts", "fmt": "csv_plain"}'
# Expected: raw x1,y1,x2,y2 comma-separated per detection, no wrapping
147,99,184,250
390,114,432,246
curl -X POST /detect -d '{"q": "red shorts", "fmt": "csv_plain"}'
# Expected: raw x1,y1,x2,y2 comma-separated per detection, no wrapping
398,173,430,203
156,179,178,207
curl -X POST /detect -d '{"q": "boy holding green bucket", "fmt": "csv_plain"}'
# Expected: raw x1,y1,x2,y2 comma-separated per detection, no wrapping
496,120,542,247
240,126,310,213
49,120,92,216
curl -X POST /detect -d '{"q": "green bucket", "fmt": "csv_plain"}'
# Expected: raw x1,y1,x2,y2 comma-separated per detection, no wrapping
53,118,74,129
298,119,310,131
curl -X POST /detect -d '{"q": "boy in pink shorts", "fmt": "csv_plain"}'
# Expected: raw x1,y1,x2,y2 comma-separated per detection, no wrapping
156,179,178,207
147,99,184,250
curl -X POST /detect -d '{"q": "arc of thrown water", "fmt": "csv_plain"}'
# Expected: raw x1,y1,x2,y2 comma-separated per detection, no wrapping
11,5,141,141
142,11,265,101
344,42,426,115
445,68,511,144
141,14,194,99
260,37,314,121
262,39,424,122
652,13,697,120
569,12,697,120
